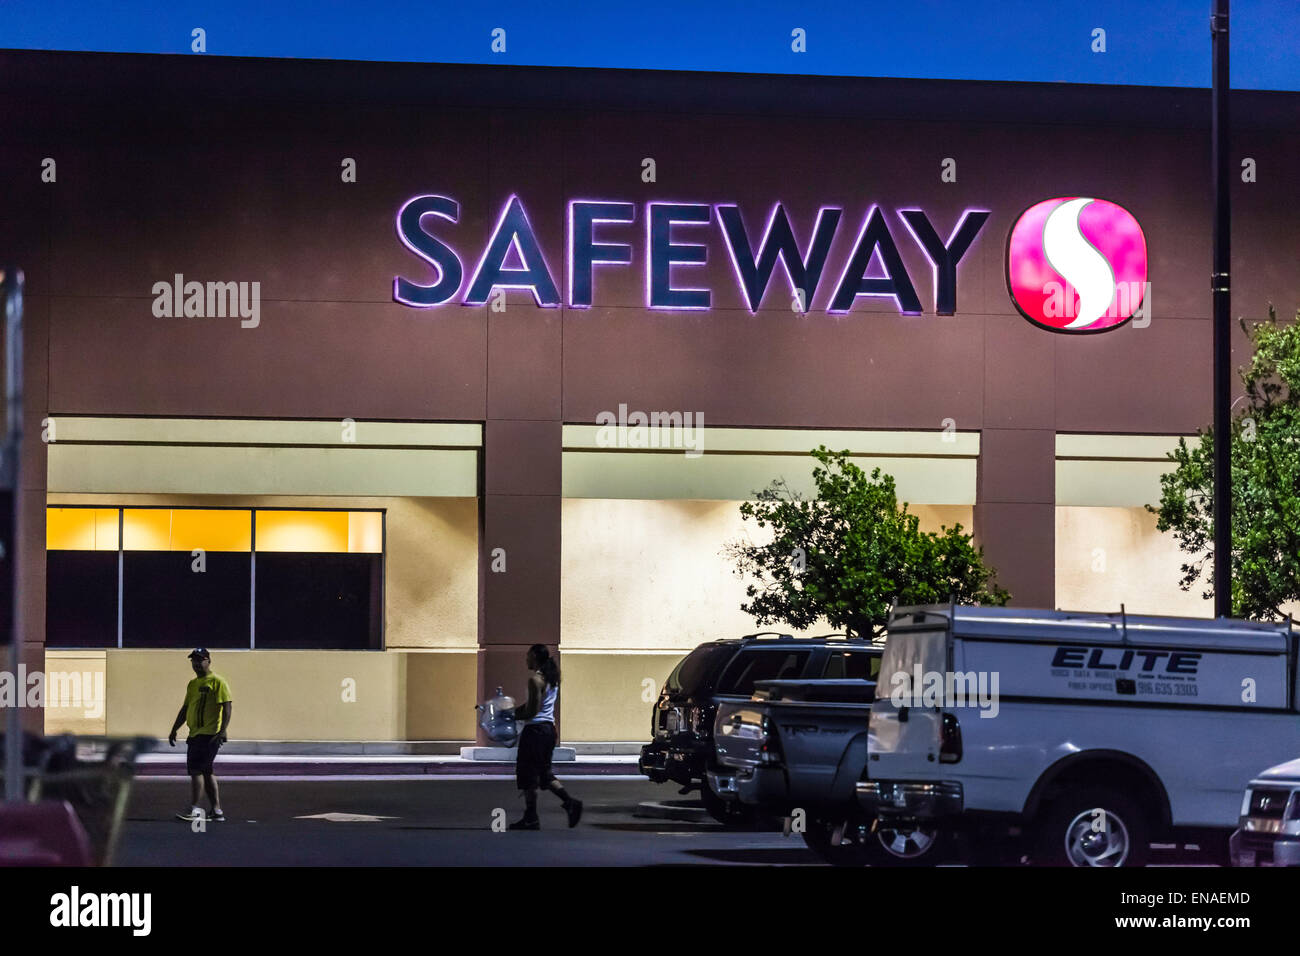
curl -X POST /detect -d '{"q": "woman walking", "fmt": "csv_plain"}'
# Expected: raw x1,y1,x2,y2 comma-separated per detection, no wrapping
510,644,583,830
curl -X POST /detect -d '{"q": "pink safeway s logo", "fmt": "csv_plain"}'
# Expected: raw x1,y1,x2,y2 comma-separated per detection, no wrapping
1006,197,1148,333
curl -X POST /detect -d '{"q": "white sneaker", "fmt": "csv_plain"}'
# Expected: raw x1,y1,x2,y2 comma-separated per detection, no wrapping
175,806,206,822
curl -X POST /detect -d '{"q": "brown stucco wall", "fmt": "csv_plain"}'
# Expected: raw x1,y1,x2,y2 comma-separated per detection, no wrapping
3,51,1297,737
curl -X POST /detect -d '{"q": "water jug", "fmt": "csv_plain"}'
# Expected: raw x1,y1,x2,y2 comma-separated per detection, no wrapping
476,686,519,746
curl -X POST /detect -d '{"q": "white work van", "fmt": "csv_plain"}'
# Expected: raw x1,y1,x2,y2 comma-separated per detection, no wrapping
859,604,1300,867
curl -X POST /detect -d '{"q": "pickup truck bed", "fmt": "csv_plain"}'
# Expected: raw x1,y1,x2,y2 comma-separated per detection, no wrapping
710,678,874,816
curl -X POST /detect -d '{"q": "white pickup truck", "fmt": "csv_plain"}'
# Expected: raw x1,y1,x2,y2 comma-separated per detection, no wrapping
859,604,1300,867
1229,758,1300,866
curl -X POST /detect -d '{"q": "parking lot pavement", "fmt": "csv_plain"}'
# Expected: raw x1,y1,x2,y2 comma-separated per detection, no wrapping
118,777,823,867
118,776,1220,867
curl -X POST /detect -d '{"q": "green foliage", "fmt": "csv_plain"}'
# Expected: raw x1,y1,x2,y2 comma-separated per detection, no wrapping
1148,306,1300,619
726,446,1009,637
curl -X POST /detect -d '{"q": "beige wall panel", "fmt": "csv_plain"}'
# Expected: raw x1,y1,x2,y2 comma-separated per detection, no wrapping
561,499,973,652
1056,459,1174,508
562,498,770,651
564,425,980,457
910,505,976,536
49,444,478,497
562,451,976,504
1055,434,1185,459
52,417,481,448
380,497,478,649
559,652,683,743
1055,506,1213,617
404,651,477,739
43,650,108,736
104,649,405,740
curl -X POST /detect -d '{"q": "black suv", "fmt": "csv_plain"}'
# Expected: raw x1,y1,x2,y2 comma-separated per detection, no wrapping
639,633,881,823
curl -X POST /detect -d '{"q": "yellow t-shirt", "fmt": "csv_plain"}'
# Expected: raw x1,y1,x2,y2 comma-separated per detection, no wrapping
185,673,233,736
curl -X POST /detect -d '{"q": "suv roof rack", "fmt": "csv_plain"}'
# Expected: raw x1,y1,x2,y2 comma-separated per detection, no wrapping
738,631,875,642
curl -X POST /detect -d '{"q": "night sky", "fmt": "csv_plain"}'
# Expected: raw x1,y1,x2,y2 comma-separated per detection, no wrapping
4,0,1298,90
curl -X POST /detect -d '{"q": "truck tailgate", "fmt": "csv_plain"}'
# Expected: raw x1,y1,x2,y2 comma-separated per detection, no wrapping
714,700,769,768
869,626,948,777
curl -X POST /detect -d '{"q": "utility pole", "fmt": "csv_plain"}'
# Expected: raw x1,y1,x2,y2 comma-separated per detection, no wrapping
1,267,23,801
1211,0,1232,619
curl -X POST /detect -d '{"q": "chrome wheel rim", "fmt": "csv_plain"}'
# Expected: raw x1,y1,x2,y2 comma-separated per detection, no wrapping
1064,807,1130,867
876,823,938,859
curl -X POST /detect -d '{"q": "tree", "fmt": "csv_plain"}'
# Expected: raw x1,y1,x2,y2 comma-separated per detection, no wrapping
726,446,1009,637
1148,306,1300,620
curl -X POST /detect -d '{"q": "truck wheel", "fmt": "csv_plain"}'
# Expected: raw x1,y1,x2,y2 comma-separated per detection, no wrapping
1035,788,1150,868
871,820,945,865
800,817,878,867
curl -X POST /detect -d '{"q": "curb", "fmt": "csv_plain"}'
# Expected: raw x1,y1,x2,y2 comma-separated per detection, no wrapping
135,760,640,777
634,799,711,822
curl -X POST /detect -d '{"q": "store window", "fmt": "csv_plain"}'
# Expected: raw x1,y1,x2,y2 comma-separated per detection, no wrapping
122,509,252,649
45,507,384,650
46,508,119,648
253,511,382,650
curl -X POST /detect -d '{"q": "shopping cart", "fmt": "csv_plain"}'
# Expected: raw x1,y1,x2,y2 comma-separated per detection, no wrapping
0,733,157,866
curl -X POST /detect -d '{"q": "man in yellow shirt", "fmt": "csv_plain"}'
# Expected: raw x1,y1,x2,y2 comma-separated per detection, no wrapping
168,648,233,822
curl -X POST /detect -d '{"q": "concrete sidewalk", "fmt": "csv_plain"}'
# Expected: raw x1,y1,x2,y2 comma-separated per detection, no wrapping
153,740,645,756
136,752,643,777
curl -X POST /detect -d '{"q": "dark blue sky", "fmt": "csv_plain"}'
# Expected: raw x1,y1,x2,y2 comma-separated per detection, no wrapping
5,0,1298,90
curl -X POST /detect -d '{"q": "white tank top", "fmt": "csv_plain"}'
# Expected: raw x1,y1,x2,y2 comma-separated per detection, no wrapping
531,681,557,724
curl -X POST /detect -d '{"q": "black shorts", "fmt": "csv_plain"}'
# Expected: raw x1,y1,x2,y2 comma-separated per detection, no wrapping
515,722,557,790
186,734,222,775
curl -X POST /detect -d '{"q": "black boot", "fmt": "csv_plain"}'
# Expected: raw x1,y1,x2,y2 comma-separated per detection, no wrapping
510,790,540,830
564,798,583,828
551,786,582,828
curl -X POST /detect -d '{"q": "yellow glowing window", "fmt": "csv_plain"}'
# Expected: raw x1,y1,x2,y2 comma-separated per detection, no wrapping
254,510,382,553
122,509,252,552
46,508,120,550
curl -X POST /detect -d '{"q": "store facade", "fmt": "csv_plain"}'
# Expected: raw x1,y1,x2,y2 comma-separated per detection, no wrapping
3,51,1298,743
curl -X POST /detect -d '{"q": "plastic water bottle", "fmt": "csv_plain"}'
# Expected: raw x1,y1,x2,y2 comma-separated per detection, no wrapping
476,686,519,746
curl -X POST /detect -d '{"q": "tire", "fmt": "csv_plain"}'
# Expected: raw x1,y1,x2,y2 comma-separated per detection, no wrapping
801,816,879,867
870,818,946,866
700,781,757,828
1034,788,1150,868
799,815,946,866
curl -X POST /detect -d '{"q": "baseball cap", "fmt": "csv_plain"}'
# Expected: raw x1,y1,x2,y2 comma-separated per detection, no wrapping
187,648,210,660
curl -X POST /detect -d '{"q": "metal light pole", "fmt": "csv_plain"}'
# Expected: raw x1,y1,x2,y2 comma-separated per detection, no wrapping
1,267,23,801
1211,1,1232,619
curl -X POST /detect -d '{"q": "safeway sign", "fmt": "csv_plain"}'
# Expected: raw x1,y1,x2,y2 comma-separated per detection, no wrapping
393,194,988,315
393,193,1147,331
